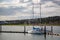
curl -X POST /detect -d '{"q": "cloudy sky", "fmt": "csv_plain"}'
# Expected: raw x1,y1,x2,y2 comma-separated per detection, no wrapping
0,0,60,21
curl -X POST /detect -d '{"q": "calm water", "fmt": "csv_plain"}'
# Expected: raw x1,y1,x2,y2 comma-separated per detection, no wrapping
0,25,60,40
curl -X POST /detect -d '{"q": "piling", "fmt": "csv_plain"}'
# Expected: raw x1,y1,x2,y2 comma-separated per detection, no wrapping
44,26,46,40
51,26,53,35
0,25,2,32
24,26,26,33
44,26,46,34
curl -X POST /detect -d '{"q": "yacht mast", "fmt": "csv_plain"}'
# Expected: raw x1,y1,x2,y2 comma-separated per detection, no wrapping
32,2,34,26
32,0,42,26
40,2,41,25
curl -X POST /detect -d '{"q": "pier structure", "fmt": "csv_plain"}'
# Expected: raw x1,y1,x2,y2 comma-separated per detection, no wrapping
43,26,60,36
0,25,60,36
46,32,60,36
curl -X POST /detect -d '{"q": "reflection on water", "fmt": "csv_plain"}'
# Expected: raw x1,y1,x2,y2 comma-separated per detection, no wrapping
0,25,60,40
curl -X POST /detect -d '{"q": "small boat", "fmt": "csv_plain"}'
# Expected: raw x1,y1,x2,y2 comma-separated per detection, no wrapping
28,27,51,34
28,27,44,34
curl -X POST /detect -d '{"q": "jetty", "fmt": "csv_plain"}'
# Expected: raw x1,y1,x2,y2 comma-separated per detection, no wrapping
0,31,28,33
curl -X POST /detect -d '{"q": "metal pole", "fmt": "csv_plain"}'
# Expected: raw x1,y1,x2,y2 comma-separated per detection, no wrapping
44,26,46,34
24,22,26,33
40,3,41,24
44,26,46,40
32,2,34,27
0,25,2,32
24,26,26,33
51,26,53,34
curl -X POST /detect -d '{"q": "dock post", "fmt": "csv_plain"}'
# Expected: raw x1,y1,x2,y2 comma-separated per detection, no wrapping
44,26,46,40
44,26,46,34
51,26,53,34
24,26,26,33
0,25,2,33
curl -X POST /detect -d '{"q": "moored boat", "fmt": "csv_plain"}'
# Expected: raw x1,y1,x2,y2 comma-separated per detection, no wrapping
28,27,44,34
28,27,51,34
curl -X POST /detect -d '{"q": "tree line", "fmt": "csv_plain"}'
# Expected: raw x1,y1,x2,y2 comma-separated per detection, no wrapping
0,16,60,25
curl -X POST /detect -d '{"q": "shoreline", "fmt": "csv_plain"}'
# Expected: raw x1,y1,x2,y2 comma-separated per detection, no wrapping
1,24,60,26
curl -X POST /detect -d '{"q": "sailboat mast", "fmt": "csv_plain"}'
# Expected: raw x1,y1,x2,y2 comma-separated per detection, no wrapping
32,0,41,25
32,3,34,20
40,2,41,25
32,1,35,26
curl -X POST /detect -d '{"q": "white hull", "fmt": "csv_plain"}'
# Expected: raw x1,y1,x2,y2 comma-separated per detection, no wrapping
28,30,44,34
28,30,51,34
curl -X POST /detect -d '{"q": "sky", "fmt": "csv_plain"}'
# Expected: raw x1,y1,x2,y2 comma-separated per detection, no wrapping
0,0,60,21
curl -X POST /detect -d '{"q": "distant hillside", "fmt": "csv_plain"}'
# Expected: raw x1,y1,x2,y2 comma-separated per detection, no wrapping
40,16,60,25
0,16,60,25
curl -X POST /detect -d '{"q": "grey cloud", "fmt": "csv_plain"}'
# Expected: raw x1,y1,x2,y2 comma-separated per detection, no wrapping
41,0,60,5
0,7,14,16
41,0,53,4
45,5,58,8
53,1,60,5
0,6,32,16
20,0,32,3
46,8,60,16
0,0,12,3
41,0,52,2
0,0,3,2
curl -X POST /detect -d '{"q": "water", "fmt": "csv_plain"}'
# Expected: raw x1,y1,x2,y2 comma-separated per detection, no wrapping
0,25,60,40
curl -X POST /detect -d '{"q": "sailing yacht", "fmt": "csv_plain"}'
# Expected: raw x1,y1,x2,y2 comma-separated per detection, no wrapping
28,27,44,34
28,1,51,34
28,1,44,34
